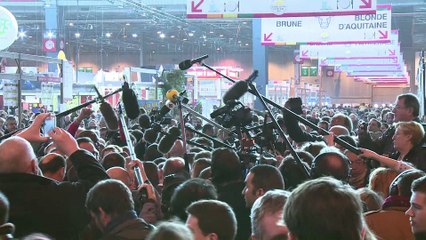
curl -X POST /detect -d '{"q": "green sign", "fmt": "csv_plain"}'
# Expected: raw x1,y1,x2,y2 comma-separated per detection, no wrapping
301,67,309,77
310,67,318,76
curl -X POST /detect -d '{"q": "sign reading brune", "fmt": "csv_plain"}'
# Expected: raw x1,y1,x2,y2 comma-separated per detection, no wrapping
0,6,18,51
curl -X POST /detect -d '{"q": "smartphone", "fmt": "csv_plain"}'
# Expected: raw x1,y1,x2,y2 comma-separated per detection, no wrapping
42,115,56,136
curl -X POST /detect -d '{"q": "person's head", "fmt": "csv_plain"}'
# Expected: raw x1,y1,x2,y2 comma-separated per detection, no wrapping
251,189,289,240
356,188,383,212
163,157,186,178
211,148,242,185
329,125,350,136
284,177,366,240
330,113,353,134
146,221,193,240
243,164,285,207
170,178,218,221
406,176,426,234
191,158,211,179
85,179,134,232
202,124,215,137
77,129,99,145
38,153,66,182
310,147,351,182
368,167,399,198
4,116,17,132
368,118,381,132
393,121,425,149
278,156,311,191
101,152,126,170
389,169,426,198
76,137,99,159
317,120,329,131
392,93,420,122
0,136,38,175
194,151,212,161
106,167,133,189
186,200,237,240
300,141,327,158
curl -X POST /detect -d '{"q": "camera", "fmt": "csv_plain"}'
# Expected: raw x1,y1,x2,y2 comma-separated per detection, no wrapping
210,100,253,128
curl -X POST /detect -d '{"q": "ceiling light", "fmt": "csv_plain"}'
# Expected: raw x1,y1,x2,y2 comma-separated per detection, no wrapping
209,31,214,34
132,33,138,38
188,32,194,37
75,32,81,38
18,30,26,39
171,35,175,38
245,43,249,46
69,22,74,27
183,38,187,41
216,47,221,51
47,31,54,38
126,23,130,26
157,31,162,34
159,33,165,38
106,32,112,38
219,34,224,37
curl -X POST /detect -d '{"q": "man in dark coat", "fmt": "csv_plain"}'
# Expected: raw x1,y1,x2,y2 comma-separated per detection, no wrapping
0,114,109,239
85,179,153,240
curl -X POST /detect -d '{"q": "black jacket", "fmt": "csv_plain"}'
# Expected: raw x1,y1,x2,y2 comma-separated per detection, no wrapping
0,150,109,239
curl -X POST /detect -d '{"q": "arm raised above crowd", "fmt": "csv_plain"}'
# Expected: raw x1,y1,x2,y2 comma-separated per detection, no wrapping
16,113,50,143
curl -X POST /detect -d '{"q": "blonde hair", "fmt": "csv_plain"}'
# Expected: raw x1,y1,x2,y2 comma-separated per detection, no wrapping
395,121,425,146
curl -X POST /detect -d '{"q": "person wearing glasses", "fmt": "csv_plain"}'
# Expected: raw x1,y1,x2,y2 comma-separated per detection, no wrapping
359,93,422,158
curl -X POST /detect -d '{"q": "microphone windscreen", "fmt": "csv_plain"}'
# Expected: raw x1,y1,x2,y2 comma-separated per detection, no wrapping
156,101,174,121
222,80,248,103
122,83,140,120
179,60,192,70
138,114,151,129
169,126,181,137
166,89,179,102
100,101,118,131
143,128,159,144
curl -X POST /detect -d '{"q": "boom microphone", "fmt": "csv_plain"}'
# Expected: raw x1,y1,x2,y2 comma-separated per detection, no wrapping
157,127,181,154
143,124,161,144
178,55,209,70
94,87,119,131
155,100,175,121
100,102,119,131
138,114,151,129
122,81,140,120
222,70,258,103
166,89,188,103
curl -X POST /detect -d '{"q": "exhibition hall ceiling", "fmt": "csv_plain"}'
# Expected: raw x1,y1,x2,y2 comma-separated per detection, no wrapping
1,0,425,57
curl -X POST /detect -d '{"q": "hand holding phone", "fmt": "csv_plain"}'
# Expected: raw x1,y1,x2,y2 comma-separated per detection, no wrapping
42,115,56,136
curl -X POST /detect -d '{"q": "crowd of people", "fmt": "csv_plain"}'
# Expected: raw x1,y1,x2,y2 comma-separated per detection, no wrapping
0,92,426,240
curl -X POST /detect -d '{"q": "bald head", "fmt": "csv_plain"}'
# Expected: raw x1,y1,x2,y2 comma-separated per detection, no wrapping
106,167,132,188
163,157,186,177
329,125,350,136
0,136,37,174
